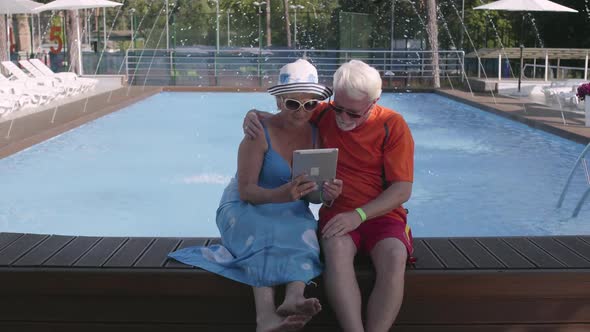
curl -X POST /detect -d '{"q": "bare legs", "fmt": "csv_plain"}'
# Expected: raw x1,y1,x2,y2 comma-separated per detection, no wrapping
321,236,408,332
321,236,364,332
253,286,309,332
366,238,408,332
277,281,322,316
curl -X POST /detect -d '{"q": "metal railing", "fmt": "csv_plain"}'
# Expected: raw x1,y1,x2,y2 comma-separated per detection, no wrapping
124,49,465,87
523,63,588,80
557,142,590,217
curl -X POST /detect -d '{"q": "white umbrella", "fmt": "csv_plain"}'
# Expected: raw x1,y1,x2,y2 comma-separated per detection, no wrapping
0,0,40,14
0,0,42,61
474,0,578,92
33,0,122,75
474,0,577,12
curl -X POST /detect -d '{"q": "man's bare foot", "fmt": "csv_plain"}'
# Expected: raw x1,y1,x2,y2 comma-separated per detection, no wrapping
256,313,308,332
276,296,322,316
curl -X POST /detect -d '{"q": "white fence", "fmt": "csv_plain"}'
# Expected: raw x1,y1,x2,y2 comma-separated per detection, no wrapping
124,49,465,87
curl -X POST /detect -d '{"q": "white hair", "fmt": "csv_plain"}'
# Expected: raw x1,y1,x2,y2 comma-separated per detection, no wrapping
333,60,382,101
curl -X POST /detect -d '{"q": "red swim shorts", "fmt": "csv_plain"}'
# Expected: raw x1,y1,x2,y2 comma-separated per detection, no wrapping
322,216,415,262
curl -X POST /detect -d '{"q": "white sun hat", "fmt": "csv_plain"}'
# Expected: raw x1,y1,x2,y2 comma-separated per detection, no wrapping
267,59,333,100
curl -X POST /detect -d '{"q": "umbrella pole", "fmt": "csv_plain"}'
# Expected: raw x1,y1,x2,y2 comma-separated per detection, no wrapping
76,9,83,75
518,14,524,93
30,14,34,57
5,14,10,61
37,14,41,55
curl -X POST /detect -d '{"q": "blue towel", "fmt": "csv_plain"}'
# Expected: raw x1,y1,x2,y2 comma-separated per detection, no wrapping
169,124,323,287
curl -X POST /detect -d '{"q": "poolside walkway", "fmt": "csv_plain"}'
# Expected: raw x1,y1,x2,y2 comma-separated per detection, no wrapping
437,89,590,144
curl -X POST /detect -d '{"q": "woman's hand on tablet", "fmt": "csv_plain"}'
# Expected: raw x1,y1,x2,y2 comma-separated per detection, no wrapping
280,174,317,202
322,179,343,202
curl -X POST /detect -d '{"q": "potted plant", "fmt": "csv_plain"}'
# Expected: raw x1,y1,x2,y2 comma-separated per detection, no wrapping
576,82,590,127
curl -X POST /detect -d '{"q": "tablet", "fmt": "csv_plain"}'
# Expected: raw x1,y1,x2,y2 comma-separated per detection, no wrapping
292,148,338,202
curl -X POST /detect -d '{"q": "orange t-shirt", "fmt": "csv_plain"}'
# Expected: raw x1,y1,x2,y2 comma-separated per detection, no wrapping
311,103,414,224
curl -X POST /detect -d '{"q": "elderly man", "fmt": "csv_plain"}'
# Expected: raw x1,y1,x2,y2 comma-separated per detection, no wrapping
244,59,415,332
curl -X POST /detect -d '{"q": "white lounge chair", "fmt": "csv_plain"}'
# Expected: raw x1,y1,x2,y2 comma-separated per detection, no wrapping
543,80,585,106
557,85,584,110
1,61,69,97
0,98,20,117
29,58,96,91
0,72,54,106
19,60,85,95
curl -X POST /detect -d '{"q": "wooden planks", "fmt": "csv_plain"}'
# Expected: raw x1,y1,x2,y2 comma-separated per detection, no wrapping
0,234,48,265
0,233,23,251
135,238,182,268
1,233,590,271
423,238,474,269
74,237,127,267
44,236,101,267
477,237,535,268
103,238,154,268
503,237,565,268
13,235,75,266
530,237,590,268
412,239,443,269
164,238,209,268
451,238,504,269
555,236,590,262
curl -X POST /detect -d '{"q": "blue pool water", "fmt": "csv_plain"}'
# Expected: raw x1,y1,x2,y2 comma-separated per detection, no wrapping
1,92,589,237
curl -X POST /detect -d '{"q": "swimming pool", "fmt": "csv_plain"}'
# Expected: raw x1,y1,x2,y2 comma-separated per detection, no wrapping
1,92,589,237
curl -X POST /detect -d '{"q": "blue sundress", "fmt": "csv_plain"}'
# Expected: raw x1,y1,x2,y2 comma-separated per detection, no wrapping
168,124,323,287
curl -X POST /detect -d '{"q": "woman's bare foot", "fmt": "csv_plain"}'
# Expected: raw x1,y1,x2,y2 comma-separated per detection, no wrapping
276,296,322,316
256,313,309,332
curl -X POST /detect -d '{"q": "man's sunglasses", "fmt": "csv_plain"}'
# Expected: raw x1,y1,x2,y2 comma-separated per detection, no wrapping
330,102,373,119
283,98,321,112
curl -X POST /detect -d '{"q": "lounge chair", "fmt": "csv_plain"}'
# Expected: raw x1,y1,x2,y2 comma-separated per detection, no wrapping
556,85,586,110
1,61,70,97
18,60,86,95
0,98,20,117
0,72,54,106
28,58,96,91
543,80,585,107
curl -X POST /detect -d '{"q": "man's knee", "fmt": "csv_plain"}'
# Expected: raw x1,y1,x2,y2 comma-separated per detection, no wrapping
372,239,408,273
321,236,356,261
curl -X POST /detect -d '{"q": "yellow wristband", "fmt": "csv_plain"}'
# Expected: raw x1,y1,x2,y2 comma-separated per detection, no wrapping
355,208,367,222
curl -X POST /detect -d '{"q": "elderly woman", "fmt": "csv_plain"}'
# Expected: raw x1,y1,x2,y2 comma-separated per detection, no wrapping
169,59,343,332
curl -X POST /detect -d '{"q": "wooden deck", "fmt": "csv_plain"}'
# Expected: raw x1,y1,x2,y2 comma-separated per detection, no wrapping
0,232,589,331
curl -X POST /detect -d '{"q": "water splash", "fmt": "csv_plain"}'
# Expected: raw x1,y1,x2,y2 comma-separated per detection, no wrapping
448,0,498,103
183,174,231,185
475,0,517,79
526,13,544,49
436,5,473,93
